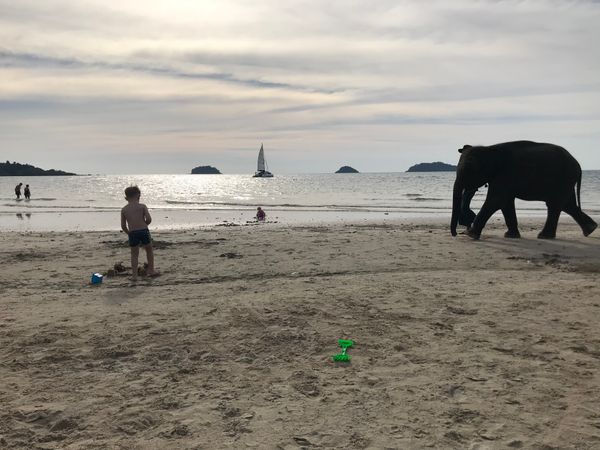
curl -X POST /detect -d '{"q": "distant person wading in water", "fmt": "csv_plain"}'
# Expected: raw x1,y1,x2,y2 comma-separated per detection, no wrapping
14,183,22,199
256,206,266,222
24,185,31,200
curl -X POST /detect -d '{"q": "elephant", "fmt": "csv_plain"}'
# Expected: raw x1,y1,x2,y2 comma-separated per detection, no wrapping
450,141,597,239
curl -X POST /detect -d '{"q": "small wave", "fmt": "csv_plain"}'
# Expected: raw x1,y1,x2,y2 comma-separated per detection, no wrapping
166,200,263,206
409,197,445,202
166,200,313,208
405,193,422,197
1,204,120,211
166,200,201,205
0,197,56,201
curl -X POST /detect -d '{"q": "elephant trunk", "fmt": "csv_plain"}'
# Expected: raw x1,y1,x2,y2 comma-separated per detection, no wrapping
450,180,463,236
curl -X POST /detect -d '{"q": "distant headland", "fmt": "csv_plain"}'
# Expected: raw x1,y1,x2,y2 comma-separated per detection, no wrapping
406,162,457,172
0,161,76,176
191,165,222,174
335,166,359,173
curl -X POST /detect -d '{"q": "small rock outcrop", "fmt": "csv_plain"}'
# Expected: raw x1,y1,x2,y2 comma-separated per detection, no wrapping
191,165,221,174
335,166,359,173
0,161,76,176
406,162,457,172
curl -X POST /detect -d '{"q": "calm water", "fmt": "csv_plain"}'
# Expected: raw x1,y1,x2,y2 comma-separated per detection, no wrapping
1,172,600,231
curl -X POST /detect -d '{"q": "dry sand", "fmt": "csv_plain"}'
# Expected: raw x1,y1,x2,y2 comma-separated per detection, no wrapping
1,220,600,449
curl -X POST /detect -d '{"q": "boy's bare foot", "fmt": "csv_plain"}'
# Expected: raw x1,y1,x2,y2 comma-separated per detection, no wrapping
130,276,138,282
146,270,161,278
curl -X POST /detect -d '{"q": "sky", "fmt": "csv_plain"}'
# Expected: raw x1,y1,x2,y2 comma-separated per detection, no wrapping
1,0,600,174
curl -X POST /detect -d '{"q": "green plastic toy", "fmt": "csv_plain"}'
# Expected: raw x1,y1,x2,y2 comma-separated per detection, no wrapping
332,339,354,362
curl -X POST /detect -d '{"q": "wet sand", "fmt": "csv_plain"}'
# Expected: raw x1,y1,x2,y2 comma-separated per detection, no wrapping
1,220,600,449
0,208,450,232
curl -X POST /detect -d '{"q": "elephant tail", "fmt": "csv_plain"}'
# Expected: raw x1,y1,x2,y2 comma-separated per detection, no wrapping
577,170,582,209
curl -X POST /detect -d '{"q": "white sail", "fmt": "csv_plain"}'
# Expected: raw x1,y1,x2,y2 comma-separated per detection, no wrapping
253,143,273,177
257,144,265,172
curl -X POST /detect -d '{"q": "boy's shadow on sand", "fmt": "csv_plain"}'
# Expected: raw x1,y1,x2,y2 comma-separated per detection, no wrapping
103,287,144,305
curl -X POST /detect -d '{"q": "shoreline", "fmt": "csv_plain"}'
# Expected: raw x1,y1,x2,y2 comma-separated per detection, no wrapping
0,207,590,232
0,209,445,232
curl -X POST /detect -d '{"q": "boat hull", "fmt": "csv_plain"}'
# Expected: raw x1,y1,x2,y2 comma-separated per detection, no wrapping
253,171,273,178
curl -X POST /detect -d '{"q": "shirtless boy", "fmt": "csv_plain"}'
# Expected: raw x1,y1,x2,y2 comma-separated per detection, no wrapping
121,186,159,280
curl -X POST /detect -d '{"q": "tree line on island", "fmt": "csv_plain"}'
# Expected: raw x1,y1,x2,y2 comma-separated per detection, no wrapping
191,165,222,174
0,161,75,176
406,162,457,172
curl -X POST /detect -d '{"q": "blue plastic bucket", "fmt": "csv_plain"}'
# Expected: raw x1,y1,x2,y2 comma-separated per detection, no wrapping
91,273,104,284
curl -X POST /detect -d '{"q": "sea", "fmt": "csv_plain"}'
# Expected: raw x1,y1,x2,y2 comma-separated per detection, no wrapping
1,172,600,232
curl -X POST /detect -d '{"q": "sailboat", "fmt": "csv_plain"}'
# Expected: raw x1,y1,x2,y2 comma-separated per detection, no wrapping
253,143,273,178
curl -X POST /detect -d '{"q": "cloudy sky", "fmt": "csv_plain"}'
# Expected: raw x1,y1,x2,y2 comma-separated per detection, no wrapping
1,0,599,174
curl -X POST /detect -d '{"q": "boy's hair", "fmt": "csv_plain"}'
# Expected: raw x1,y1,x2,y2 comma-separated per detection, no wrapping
124,185,141,200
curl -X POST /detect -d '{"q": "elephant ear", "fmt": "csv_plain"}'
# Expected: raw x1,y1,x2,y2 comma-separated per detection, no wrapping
458,144,473,153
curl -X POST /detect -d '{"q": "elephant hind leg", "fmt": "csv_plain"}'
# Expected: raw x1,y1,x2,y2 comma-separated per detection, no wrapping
563,197,598,236
538,204,561,239
583,220,598,237
501,200,521,238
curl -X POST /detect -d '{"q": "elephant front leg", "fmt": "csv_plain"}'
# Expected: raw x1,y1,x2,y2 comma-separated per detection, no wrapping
501,200,521,238
538,204,561,239
468,199,501,240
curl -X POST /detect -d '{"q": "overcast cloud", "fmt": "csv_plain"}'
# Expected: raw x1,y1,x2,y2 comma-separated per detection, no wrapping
1,0,599,173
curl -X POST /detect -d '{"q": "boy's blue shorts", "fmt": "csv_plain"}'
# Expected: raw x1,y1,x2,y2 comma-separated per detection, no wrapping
128,229,151,247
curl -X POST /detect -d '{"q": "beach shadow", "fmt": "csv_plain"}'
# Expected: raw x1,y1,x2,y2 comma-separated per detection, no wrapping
473,234,600,271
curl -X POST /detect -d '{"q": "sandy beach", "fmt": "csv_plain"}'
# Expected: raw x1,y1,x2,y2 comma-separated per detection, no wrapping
1,219,600,449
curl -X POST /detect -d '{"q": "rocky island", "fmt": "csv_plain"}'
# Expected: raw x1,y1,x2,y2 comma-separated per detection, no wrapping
0,161,76,176
191,165,222,174
407,162,456,172
335,166,359,173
